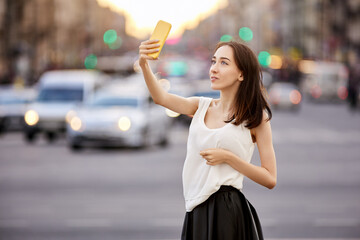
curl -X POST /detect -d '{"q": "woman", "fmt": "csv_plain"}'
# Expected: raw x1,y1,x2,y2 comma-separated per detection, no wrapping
138,40,277,240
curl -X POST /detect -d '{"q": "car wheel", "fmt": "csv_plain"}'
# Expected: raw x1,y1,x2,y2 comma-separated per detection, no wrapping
159,137,168,147
0,123,5,136
70,142,83,151
25,132,37,143
45,132,57,143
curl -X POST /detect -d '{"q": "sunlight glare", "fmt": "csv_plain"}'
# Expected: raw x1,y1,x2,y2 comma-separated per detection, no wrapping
97,0,228,39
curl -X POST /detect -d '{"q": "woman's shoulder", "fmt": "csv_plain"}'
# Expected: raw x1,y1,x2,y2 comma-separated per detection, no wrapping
195,96,213,107
252,110,272,137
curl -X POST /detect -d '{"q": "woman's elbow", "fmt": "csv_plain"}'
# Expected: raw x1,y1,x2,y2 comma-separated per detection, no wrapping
266,178,277,189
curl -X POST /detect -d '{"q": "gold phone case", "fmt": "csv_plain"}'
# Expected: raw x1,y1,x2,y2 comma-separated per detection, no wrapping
148,20,172,59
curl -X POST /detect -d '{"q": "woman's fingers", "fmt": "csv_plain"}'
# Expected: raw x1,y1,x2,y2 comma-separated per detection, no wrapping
139,43,160,50
139,48,160,54
141,39,160,45
140,54,156,60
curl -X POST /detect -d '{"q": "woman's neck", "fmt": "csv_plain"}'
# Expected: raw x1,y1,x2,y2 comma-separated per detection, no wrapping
217,86,238,117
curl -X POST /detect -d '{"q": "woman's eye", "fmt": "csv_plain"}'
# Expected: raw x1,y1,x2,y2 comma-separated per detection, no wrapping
211,60,216,64
221,61,228,65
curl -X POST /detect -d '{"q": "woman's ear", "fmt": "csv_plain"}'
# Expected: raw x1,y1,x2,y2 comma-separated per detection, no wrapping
238,72,244,82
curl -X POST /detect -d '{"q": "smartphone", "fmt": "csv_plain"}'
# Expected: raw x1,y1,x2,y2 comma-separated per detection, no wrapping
148,20,172,59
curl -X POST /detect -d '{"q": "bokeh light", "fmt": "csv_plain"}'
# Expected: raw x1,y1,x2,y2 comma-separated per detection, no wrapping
133,60,141,73
269,55,282,69
311,85,322,99
258,51,271,67
165,61,188,77
239,27,253,42
108,36,123,49
84,54,98,69
66,110,77,123
299,60,316,74
166,37,181,45
118,116,131,131
24,110,39,126
289,90,302,105
288,47,302,60
158,79,171,91
103,29,118,44
165,109,180,118
220,34,233,42
337,86,348,100
70,117,82,131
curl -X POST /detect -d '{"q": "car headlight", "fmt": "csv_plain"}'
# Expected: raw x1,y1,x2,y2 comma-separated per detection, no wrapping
24,110,39,126
118,116,131,131
66,110,77,123
70,116,83,131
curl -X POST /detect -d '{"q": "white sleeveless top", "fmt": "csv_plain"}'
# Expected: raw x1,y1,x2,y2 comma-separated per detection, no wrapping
182,97,255,212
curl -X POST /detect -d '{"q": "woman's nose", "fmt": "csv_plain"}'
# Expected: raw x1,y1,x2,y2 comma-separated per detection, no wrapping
210,64,218,73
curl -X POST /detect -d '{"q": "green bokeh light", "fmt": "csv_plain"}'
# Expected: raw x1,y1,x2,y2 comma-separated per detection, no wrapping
84,54,97,69
108,37,123,50
220,35,233,42
239,27,253,42
165,61,188,77
103,29,117,45
258,51,271,67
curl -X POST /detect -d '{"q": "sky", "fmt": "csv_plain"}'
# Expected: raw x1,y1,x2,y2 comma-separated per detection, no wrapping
96,0,228,39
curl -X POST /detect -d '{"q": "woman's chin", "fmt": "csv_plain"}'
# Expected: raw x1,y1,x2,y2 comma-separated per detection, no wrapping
210,83,221,90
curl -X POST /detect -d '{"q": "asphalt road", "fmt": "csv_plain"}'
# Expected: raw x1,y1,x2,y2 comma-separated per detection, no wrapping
0,100,359,240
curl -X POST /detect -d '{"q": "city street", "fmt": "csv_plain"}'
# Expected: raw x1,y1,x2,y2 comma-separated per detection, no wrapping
0,100,360,240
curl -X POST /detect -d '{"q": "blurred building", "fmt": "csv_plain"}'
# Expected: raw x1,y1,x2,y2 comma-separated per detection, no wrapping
0,0,137,86
1,0,359,86
180,0,360,62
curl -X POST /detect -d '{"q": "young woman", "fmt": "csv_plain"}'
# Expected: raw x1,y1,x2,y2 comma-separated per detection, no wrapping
138,40,277,240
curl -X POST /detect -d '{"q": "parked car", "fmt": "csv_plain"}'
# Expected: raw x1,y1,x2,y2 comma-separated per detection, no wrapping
300,61,348,102
0,87,36,134
66,80,171,150
268,82,302,111
23,70,107,143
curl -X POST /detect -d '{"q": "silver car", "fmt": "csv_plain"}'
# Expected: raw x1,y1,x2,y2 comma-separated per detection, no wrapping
23,70,107,143
0,87,36,133
66,82,171,150
268,82,302,111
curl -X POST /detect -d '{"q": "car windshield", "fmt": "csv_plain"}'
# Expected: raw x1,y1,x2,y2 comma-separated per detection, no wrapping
37,88,83,102
89,97,138,107
0,96,28,104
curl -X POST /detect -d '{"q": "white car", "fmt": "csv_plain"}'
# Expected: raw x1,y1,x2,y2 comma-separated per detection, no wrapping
66,82,172,150
23,70,107,143
300,61,348,102
0,87,36,133
268,82,302,111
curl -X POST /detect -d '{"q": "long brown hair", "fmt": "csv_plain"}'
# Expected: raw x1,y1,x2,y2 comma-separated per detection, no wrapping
214,41,272,129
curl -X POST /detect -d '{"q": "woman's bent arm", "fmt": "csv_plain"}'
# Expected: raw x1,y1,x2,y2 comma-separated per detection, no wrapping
139,39,199,116
227,117,277,189
200,115,277,189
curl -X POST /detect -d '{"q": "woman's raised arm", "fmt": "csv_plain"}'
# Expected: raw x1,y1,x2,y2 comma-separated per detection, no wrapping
139,39,199,116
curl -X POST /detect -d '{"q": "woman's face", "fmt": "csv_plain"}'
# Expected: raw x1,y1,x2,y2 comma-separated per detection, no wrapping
209,45,243,91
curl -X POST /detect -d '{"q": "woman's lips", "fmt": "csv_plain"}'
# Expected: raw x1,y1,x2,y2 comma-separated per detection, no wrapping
210,76,218,82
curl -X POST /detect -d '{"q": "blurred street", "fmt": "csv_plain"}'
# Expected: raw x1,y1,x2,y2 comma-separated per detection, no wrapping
0,100,359,240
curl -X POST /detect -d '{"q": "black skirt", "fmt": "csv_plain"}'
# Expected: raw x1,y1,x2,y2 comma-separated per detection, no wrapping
181,186,264,240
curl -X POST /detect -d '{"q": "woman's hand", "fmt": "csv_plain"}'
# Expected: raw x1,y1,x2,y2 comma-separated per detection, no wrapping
138,39,160,67
200,148,232,166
